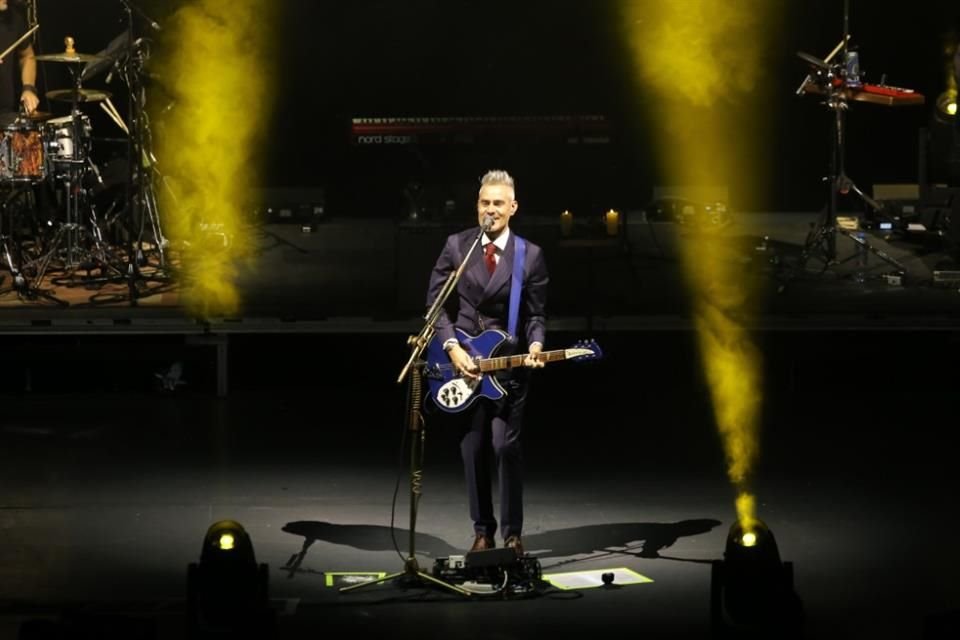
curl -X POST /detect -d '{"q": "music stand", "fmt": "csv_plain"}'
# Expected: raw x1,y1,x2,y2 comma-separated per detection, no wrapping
793,0,908,279
339,220,493,598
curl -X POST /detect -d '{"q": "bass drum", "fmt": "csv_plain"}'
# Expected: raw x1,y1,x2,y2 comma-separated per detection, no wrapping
0,118,46,182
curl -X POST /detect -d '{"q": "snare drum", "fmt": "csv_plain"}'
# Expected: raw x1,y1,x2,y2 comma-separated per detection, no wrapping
45,114,92,165
0,119,46,182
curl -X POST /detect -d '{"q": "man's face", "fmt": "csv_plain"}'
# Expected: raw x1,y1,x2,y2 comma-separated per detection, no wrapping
477,184,517,236
0,1,8,12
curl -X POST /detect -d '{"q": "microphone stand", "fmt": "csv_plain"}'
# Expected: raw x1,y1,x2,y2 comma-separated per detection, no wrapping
118,0,141,304
791,0,907,281
341,219,492,596
120,0,161,33
397,218,490,384
117,0,170,305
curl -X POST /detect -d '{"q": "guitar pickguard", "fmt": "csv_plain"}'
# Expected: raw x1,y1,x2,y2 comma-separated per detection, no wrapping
435,376,481,410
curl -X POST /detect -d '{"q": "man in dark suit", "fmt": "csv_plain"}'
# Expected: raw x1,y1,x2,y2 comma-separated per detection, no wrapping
426,169,548,556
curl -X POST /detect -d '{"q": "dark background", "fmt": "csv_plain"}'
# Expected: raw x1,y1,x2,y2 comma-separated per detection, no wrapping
28,0,960,219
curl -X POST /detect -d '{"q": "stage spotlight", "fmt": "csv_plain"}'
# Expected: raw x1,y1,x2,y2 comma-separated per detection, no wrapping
186,520,274,638
710,519,804,637
936,90,957,122
933,40,959,126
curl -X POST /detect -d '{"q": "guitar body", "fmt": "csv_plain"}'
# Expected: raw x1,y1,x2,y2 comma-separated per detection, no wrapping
425,328,512,413
425,329,601,414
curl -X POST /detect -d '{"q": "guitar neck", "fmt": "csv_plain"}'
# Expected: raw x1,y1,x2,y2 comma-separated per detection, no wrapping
479,349,566,373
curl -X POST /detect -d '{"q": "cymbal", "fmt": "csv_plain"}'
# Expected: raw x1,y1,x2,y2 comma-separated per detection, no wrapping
35,52,106,64
46,88,112,103
21,111,53,122
0,112,52,127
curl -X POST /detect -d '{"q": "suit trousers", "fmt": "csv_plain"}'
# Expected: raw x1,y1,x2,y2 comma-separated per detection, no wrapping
460,374,528,540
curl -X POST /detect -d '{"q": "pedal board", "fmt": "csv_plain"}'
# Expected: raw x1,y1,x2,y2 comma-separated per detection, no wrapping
433,552,542,592
465,548,519,568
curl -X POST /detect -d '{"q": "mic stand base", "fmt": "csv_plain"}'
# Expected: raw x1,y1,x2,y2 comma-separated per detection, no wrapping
785,87,908,286
339,558,471,597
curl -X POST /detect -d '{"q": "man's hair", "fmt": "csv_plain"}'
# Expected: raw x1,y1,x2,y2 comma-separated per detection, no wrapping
479,170,515,192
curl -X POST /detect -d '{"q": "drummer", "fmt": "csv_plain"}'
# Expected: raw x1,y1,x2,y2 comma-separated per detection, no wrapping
0,0,39,125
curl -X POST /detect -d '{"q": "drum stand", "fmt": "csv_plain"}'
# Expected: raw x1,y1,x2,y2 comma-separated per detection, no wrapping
0,184,68,305
30,157,126,296
795,81,907,278
793,1,907,281
29,74,127,297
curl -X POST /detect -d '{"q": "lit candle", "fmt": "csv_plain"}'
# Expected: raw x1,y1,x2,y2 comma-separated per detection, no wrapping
560,210,573,236
605,209,620,236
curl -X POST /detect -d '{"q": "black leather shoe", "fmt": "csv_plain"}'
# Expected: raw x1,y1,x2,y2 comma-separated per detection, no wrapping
504,535,524,556
470,534,495,552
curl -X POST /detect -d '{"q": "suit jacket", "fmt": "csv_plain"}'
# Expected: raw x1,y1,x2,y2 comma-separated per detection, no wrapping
427,227,548,351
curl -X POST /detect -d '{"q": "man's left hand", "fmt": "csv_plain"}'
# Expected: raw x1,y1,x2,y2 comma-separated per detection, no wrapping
524,343,544,368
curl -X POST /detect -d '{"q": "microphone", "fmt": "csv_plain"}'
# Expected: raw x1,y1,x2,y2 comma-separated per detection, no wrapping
482,214,494,231
121,0,162,31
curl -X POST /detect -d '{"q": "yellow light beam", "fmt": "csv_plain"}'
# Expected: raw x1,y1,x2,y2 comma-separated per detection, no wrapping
620,0,782,528
153,0,279,318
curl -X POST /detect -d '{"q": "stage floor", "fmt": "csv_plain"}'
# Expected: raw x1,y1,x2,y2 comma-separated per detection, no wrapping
1,331,956,639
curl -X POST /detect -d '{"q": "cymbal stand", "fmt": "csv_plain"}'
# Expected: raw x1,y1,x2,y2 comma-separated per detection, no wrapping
117,2,171,305
795,0,907,279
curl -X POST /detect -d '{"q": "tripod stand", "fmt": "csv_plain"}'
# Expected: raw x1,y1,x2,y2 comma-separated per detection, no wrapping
0,184,69,305
794,2,907,279
340,221,495,598
101,0,172,306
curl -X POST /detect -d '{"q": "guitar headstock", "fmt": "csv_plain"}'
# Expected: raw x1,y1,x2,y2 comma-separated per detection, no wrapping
565,339,602,362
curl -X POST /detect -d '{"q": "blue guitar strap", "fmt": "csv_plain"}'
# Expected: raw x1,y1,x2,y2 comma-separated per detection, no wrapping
508,236,526,339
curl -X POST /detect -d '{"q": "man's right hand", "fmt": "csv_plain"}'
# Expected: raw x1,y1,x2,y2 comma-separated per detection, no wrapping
447,344,480,380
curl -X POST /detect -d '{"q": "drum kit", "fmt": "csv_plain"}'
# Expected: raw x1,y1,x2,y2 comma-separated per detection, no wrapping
0,31,170,305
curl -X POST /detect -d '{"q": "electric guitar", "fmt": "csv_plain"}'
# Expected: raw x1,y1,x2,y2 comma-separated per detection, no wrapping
424,328,601,413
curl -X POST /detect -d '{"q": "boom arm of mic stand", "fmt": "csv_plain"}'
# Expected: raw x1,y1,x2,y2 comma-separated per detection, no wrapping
397,225,488,384
843,177,884,213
